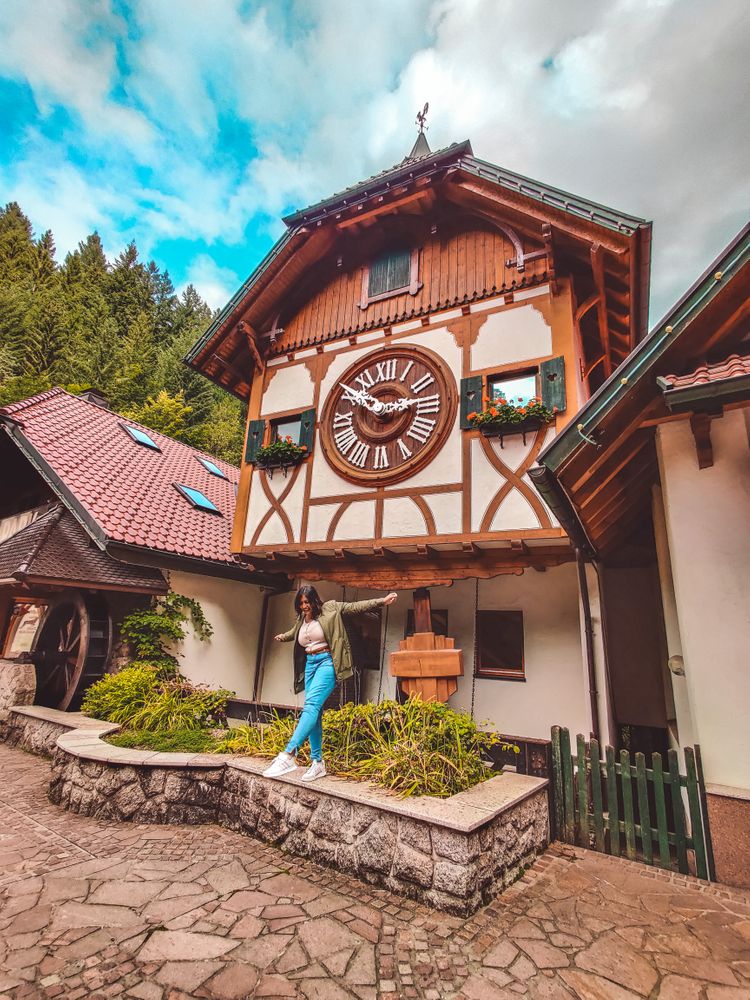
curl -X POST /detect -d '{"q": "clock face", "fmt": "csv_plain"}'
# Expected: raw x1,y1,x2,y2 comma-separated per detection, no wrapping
320,345,456,484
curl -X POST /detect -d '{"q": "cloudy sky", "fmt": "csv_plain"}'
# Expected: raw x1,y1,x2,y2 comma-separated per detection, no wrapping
1,0,747,322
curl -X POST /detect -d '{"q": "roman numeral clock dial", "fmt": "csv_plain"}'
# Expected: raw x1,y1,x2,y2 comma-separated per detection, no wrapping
320,346,456,485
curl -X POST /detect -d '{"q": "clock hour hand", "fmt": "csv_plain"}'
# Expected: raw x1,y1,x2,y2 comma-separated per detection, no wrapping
339,383,385,414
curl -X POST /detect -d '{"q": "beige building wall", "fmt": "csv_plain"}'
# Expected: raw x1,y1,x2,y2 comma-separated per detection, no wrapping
656,409,750,791
258,565,590,742
167,570,264,700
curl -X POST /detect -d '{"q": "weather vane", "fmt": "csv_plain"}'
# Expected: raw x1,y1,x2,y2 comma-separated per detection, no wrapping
416,102,429,134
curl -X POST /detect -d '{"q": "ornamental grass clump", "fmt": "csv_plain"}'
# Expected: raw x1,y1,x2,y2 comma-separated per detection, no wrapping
214,696,518,799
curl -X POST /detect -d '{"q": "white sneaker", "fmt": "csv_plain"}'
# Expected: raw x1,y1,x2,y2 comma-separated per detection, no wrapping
300,760,327,782
263,752,297,778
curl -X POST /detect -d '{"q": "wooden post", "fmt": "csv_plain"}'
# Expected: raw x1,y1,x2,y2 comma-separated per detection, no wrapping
605,744,620,856
389,587,463,703
413,588,432,633
635,753,653,865
668,749,688,874
651,752,671,870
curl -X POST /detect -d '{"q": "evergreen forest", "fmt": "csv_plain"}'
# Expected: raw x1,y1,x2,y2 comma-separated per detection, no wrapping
0,202,245,463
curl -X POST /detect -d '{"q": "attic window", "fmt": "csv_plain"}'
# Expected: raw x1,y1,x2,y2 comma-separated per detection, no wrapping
174,484,221,514
360,247,421,308
196,456,228,479
121,424,160,451
369,249,411,297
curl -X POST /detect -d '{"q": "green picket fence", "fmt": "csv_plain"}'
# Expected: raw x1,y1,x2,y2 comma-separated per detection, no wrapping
550,727,715,881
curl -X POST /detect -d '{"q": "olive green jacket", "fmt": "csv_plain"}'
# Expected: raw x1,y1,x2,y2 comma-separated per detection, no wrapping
278,598,386,688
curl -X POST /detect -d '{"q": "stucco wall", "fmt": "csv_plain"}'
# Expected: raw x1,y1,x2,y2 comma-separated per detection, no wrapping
656,409,750,789
260,565,589,742
167,570,264,700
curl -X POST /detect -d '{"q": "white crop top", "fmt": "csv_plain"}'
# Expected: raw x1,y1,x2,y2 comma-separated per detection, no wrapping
298,618,326,651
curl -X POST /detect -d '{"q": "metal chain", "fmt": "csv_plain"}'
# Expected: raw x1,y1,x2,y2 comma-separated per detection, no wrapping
376,600,390,704
470,576,479,720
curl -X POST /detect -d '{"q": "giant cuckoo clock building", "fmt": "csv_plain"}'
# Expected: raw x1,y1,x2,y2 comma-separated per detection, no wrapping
187,133,651,744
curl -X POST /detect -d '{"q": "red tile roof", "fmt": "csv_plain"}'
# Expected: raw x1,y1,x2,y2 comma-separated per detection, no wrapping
0,389,245,569
0,504,166,592
660,353,750,391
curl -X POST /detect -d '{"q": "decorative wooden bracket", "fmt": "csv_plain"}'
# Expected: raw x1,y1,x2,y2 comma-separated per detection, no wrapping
238,321,265,374
541,223,559,296
690,412,718,469
389,588,463,702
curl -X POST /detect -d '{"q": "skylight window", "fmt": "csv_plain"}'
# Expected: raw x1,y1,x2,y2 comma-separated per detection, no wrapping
120,423,160,451
196,456,228,479
174,484,222,514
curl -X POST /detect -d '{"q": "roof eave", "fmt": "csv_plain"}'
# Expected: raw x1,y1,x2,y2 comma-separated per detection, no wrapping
537,222,750,474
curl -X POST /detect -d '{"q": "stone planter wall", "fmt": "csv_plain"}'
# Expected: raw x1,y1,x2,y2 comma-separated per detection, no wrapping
3,704,118,756
6,706,550,916
0,660,36,733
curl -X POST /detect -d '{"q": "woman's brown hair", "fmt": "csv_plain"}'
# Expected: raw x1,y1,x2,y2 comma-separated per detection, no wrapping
294,585,324,619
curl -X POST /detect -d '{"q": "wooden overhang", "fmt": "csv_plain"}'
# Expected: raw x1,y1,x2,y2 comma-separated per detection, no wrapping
185,141,652,400
529,223,750,555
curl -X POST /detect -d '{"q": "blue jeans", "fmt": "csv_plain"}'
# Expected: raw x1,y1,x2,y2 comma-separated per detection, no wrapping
285,652,336,761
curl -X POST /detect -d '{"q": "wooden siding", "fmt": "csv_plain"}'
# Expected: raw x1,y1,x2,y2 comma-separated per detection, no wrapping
274,229,548,353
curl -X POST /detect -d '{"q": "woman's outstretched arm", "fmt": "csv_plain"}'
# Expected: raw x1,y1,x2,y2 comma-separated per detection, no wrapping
274,623,298,642
338,593,398,615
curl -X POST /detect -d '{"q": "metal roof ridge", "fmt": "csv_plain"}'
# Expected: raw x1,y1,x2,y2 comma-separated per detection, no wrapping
282,140,473,226
459,154,650,231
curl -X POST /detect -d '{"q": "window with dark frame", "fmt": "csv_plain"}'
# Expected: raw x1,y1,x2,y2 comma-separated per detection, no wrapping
475,610,525,680
272,416,302,444
488,371,538,406
405,609,449,638
368,248,411,298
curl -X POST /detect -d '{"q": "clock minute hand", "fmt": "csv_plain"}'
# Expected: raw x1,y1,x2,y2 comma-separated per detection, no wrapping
383,396,420,414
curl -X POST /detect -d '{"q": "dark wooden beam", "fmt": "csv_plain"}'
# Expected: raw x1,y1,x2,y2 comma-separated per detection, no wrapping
591,244,613,379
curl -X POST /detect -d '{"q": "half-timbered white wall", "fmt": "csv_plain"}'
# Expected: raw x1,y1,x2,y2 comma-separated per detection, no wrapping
243,285,570,551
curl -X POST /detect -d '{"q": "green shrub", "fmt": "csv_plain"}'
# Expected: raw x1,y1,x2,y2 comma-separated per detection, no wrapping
81,666,232,732
106,728,220,753
214,696,518,799
80,666,161,724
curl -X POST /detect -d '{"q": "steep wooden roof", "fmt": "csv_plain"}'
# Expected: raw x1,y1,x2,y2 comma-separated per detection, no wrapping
186,139,652,401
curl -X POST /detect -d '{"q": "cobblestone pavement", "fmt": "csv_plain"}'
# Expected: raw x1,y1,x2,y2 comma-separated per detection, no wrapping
1,745,750,999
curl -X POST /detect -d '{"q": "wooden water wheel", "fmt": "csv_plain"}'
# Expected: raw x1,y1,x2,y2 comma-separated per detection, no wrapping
31,592,112,711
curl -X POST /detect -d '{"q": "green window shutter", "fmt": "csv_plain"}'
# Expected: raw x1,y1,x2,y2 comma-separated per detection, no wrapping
244,419,266,464
540,356,566,413
298,408,316,455
460,375,484,429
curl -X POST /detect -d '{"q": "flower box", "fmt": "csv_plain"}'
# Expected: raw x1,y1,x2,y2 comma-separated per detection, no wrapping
255,452,306,477
478,416,546,446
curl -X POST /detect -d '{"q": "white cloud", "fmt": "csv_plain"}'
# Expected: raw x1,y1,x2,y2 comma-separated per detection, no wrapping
1,0,747,319
180,254,240,310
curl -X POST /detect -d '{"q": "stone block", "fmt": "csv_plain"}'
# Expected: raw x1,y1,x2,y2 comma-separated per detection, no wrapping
308,798,353,843
113,781,147,819
432,826,479,863
392,844,433,888
355,819,395,875
397,817,431,854
433,859,476,897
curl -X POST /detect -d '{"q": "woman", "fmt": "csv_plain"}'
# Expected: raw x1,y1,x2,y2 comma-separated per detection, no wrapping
263,586,398,781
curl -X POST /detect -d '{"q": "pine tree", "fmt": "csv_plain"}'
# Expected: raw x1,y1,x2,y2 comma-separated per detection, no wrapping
110,310,158,408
